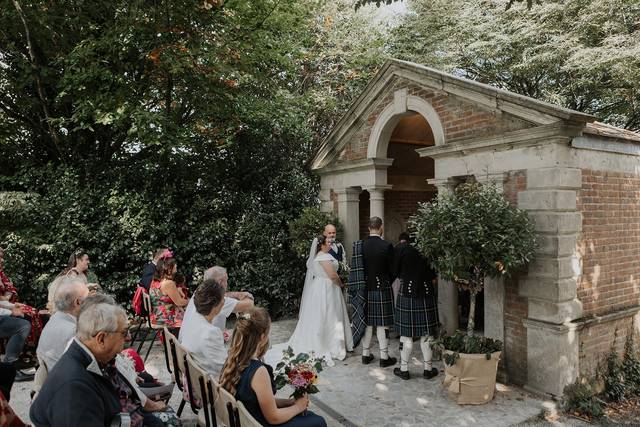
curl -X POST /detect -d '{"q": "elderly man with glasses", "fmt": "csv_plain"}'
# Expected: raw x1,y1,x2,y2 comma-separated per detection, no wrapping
30,299,129,427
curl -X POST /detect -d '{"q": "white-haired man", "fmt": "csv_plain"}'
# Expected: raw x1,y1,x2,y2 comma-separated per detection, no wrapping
180,266,253,339
30,301,128,426
36,277,89,371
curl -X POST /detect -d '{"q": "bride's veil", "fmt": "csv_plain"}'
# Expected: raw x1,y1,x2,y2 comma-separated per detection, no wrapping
298,237,318,314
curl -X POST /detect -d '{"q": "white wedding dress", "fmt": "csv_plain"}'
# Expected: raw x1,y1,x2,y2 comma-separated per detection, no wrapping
267,251,354,367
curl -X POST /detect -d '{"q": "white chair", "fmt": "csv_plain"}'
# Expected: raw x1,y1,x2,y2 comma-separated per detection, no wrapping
237,400,262,427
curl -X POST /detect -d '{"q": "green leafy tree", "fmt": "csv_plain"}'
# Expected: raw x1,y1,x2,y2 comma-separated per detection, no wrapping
409,182,536,338
388,0,640,130
288,206,342,259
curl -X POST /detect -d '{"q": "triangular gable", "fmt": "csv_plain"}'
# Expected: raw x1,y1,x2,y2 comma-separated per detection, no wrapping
312,59,596,170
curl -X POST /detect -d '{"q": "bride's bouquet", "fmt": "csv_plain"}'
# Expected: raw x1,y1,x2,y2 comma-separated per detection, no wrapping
274,347,324,399
338,260,350,287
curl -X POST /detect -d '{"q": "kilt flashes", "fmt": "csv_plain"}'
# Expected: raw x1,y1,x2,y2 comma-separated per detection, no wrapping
394,293,439,338
367,287,395,327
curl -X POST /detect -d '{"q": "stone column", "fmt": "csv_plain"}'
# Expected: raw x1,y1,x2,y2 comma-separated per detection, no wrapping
476,174,507,345
518,167,583,396
364,186,392,222
319,188,332,213
336,188,361,260
428,178,459,335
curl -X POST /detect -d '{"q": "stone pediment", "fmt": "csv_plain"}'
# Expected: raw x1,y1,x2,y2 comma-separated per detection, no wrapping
312,59,596,171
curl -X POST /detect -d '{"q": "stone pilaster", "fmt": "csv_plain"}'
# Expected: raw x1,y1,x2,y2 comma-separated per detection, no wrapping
518,167,582,396
428,178,459,335
336,188,361,260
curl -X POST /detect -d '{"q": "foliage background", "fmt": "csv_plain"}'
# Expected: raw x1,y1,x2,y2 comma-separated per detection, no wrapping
1,0,638,316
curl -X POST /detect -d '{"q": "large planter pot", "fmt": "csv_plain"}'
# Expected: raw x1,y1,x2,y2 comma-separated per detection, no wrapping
442,350,501,405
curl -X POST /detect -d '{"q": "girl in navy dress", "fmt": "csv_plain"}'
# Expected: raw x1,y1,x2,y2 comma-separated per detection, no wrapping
219,307,326,427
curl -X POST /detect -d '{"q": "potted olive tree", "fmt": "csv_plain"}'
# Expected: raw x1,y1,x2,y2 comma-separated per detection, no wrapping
409,182,536,404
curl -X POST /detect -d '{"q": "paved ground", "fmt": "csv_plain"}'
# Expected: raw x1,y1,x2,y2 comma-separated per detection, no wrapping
10,318,592,426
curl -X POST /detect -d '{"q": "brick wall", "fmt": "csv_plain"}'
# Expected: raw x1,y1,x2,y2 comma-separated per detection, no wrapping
577,169,640,374
577,170,640,317
579,316,637,376
336,77,533,163
503,171,529,385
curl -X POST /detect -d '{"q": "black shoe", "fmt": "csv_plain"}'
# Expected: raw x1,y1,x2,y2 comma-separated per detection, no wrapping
393,368,410,380
423,367,438,379
380,356,397,368
14,370,34,382
362,354,374,365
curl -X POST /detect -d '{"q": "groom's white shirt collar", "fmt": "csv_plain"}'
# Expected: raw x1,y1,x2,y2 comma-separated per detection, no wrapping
369,233,382,238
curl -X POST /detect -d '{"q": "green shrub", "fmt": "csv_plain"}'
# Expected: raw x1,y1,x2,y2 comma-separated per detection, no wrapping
434,330,502,365
564,377,605,419
603,349,626,402
622,331,640,396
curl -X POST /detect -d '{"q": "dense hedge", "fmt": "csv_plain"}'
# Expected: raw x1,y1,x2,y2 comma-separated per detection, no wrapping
0,135,319,319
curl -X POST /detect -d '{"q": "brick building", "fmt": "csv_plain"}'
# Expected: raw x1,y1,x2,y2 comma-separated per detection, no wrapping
312,60,640,396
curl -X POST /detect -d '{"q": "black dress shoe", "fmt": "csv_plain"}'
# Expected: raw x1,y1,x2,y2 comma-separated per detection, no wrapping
423,367,438,379
362,354,374,365
379,356,397,368
393,368,410,380
14,370,34,382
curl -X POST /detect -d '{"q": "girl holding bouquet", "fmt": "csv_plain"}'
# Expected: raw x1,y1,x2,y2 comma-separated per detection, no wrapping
219,307,326,427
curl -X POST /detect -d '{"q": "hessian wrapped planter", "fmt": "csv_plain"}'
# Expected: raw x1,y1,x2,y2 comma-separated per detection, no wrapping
442,350,502,405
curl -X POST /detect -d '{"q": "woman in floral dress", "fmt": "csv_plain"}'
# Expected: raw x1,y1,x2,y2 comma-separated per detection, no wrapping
148,257,188,331
0,247,43,350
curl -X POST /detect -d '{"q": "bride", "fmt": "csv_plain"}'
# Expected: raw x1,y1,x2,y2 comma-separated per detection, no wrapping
268,234,353,366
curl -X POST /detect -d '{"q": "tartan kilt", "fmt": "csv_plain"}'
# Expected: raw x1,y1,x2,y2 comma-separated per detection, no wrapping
367,288,395,327
394,294,439,338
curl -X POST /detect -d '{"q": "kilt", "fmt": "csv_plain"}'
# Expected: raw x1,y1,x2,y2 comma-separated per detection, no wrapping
367,288,395,327
394,294,439,338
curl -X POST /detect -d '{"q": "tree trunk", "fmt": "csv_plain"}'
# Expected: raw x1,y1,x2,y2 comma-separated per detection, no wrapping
467,290,476,337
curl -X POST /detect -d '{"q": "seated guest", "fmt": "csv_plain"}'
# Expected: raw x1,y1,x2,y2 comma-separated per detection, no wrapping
30,301,127,426
46,249,92,312
180,279,226,378
0,247,44,355
0,303,31,382
182,266,254,333
36,277,89,371
149,257,187,330
139,248,170,292
220,308,326,427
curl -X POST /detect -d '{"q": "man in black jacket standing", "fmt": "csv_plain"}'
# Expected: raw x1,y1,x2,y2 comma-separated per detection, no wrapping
361,216,397,367
30,301,128,426
392,232,439,380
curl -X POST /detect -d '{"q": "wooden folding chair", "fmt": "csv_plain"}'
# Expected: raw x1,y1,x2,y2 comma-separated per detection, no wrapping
184,353,218,427
214,379,239,427
236,401,261,427
138,292,164,362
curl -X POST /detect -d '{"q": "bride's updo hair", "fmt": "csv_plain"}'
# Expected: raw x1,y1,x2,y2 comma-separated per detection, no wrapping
316,234,328,253
219,307,271,395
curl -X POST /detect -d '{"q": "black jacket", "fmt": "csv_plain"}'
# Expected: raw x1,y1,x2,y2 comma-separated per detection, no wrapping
30,340,121,427
362,235,395,291
394,241,437,298
139,262,156,291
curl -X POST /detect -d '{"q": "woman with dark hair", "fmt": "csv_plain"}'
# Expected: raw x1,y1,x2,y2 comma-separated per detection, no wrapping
220,307,326,427
266,235,353,367
148,257,188,329
47,249,94,312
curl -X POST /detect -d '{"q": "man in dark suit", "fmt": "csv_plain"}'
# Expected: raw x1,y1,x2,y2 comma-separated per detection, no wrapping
30,301,128,426
392,232,439,380
361,216,397,367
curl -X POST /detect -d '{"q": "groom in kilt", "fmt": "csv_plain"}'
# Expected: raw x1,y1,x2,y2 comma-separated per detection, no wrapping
361,216,397,368
393,232,439,380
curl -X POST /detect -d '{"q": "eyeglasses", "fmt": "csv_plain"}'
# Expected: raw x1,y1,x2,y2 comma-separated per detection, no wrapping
106,328,131,339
